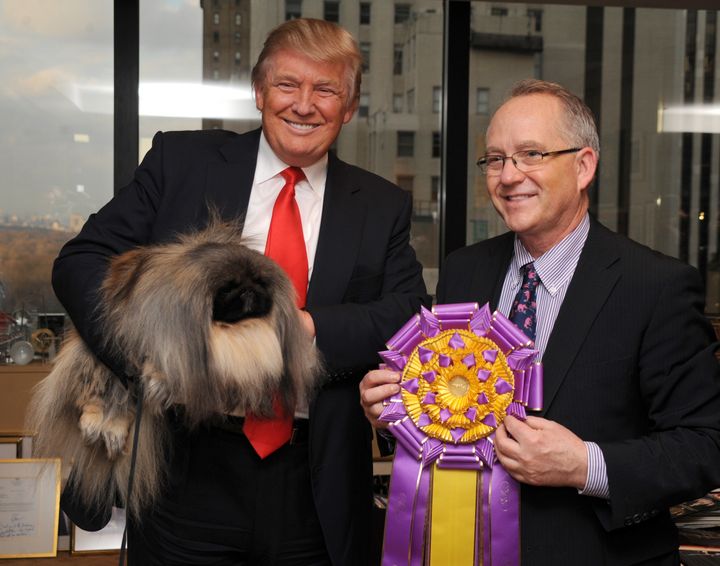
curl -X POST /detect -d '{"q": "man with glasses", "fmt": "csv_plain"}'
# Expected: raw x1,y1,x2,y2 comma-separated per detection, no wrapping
361,79,720,564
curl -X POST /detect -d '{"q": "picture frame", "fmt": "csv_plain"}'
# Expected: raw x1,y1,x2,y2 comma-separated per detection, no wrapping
71,507,125,555
0,438,21,460
0,458,61,559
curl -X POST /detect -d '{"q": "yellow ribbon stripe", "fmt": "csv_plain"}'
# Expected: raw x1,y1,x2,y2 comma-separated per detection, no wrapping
429,466,479,565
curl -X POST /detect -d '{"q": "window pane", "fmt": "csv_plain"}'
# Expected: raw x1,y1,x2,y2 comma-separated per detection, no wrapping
397,131,415,157
324,1,340,23
139,0,443,295
360,2,371,25
0,1,113,331
395,3,412,24
467,2,720,313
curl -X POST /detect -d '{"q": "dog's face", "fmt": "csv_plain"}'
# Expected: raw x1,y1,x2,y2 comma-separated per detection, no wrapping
98,222,319,423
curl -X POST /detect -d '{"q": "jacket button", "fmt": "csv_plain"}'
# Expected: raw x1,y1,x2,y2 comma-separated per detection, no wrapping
624,517,633,526
633,514,642,524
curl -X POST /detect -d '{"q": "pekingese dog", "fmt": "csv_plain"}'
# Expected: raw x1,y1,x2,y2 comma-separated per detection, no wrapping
26,218,320,521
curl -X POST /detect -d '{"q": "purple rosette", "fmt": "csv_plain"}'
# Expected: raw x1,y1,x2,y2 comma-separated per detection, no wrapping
378,303,543,566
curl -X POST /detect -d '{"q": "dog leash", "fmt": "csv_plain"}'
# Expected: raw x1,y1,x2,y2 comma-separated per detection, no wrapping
118,378,144,566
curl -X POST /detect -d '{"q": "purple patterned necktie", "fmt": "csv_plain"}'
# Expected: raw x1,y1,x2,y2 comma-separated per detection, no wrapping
509,262,540,341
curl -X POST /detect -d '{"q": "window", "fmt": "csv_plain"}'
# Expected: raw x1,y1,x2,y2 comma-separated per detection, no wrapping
213,12,220,25
212,69,220,80
396,175,414,193
432,86,441,113
360,42,370,73
213,50,220,62
432,131,441,158
323,2,339,23
235,52,241,64
286,0,302,20
234,31,241,42
431,176,440,202
360,3,371,25
393,94,403,113
476,88,489,115
397,131,415,157
235,13,242,26
491,6,509,17
395,4,411,24
394,44,403,75
359,93,370,118
527,8,543,32
407,88,415,113
213,31,219,43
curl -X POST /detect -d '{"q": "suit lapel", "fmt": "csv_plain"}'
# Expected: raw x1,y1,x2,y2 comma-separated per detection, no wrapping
203,129,261,224
306,154,366,307
539,220,622,415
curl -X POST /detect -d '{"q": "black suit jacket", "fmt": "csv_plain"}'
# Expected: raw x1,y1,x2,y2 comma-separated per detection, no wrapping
436,218,720,565
52,128,430,566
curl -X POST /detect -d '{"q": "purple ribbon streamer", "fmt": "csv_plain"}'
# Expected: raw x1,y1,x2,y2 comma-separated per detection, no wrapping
379,303,542,566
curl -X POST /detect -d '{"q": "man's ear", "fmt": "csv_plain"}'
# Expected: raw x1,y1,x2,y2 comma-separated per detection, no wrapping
576,147,598,191
342,96,359,124
254,83,265,112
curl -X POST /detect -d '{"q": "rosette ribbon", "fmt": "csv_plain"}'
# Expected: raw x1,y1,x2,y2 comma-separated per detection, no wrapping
378,302,543,566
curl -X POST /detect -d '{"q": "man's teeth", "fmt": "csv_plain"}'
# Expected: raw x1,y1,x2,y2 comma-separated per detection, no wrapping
287,121,316,130
506,194,533,200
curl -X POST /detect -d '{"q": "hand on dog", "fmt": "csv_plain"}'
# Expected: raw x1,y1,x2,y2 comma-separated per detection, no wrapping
299,310,315,337
494,415,588,489
359,369,401,429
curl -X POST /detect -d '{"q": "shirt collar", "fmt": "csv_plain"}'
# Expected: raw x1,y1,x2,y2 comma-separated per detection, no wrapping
255,131,328,196
511,213,590,295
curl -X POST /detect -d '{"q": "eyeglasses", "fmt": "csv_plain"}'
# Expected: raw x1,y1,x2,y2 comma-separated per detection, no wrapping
476,148,581,175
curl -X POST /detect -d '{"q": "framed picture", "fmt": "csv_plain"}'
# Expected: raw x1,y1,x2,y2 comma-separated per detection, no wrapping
0,458,61,559
0,438,21,460
71,507,125,555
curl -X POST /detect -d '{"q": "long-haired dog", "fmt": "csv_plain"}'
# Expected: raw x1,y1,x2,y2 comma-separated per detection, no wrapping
26,219,320,521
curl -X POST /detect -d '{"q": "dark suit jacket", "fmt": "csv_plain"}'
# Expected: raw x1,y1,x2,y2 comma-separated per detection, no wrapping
436,218,720,565
52,128,430,566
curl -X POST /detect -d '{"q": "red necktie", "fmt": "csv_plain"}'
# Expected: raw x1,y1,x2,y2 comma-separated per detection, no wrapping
243,166,308,458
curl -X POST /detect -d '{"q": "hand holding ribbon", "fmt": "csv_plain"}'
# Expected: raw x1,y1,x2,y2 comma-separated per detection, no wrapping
495,414,588,489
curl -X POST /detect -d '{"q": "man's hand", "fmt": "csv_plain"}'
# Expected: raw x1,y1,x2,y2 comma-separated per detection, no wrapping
299,309,315,337
494,415,588,489
359,369,401,428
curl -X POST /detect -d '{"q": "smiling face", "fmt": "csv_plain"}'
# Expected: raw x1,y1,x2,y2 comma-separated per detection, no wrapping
484,93,597,257
254,49,356,168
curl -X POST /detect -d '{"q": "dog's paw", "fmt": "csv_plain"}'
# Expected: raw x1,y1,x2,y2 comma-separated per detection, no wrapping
101,415,133,459
78,401,105,444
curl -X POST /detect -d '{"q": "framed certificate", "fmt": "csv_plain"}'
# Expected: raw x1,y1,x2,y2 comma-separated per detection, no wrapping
0,458,61,559
71,507,125,555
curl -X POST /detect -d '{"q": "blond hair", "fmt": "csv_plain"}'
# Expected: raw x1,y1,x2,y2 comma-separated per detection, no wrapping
252,18,362,105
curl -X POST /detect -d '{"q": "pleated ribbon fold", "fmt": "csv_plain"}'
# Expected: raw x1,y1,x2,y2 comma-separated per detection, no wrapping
379,303,543,566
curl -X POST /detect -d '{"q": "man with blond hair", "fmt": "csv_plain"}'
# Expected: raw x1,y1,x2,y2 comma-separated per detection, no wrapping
361,79,720,564
54,18,429,565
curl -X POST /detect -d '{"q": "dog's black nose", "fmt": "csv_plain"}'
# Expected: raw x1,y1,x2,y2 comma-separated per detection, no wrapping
212,279,272,323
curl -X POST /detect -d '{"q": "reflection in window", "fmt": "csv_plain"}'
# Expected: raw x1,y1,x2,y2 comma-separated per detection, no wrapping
235,13,241,26
324,2,339,23
432,131,441,158
0,2,113,324
432,86,441,113
397,131,415,157
286,0,302,21
359,93,370,118
407,88,415,113
476,88,489,115
395,3,411,24
393,94,404,113
394,44,403,75
360,2,371,26
527,8,543,32
396,175,414,192
213,12,219,24
490,6,508,17
360,41,370,73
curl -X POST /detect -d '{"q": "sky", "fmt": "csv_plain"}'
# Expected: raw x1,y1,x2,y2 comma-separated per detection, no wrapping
0,0,205,220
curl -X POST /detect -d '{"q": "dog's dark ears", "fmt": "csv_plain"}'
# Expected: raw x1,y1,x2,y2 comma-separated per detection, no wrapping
212,279,273,323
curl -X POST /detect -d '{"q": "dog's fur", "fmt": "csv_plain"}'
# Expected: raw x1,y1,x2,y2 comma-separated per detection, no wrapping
26,219,320,519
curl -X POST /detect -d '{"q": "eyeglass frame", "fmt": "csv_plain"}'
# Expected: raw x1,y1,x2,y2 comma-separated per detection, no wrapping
476,147,582,175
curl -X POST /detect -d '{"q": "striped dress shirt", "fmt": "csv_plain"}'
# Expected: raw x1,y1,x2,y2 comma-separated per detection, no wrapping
497,213,609,499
